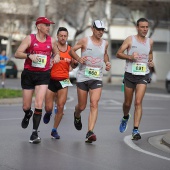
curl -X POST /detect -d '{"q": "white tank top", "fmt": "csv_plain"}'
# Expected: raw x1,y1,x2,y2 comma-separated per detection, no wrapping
76,36,106,82
125,35,150,75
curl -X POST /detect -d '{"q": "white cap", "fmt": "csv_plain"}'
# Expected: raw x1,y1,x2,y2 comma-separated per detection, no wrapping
93,20,105,29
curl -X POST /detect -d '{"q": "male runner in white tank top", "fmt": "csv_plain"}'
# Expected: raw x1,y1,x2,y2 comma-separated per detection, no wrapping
69,20,111,143
116,18,154,140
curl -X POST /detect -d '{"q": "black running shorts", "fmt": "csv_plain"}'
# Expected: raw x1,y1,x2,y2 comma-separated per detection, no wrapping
77,80,103,91
124,72,150,89
48,79,64,92
21,69,50,89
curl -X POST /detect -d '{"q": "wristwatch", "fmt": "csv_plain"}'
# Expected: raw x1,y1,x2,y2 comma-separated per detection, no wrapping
27,53,30,58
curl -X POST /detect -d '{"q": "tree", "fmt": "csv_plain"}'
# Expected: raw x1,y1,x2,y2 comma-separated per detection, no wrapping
0,0,36,56
47,0,98,43
111,0,170,37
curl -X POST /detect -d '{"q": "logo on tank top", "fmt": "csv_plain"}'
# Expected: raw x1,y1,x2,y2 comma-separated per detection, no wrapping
85,56,102,64
132,46,137,48
86,48,92,51
33,43,38,47
47,45,51,49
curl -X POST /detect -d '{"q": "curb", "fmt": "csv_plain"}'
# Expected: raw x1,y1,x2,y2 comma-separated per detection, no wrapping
162,132,170,148
0,97,35,105
0,97,23,105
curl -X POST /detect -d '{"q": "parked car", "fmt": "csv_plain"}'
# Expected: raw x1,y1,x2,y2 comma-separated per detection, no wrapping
5,60,18,78
69,67,78,83
165,71,170,93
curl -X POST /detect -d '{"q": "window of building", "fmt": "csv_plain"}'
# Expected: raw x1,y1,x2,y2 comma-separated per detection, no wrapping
111,40,123,59
153,42,167,52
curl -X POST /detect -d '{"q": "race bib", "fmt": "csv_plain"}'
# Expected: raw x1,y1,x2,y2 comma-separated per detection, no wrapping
32,54,47,68
85,66,100,78
132,62,147,75
59,79,73,88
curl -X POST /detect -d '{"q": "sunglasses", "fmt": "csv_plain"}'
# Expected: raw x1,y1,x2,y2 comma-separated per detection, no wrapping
94,27,105,31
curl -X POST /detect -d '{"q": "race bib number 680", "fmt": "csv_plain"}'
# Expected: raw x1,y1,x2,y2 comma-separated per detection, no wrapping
85,66,100,78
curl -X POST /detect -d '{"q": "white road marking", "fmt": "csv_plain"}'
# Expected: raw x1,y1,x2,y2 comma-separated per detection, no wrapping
111,91,170,99
0,96,75,107
145,93,170,98
0,118,21,121
99,100,122,105
103,107,166,110
124,129,170,161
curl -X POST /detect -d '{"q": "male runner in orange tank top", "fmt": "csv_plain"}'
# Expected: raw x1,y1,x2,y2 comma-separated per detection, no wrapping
43,27,78,139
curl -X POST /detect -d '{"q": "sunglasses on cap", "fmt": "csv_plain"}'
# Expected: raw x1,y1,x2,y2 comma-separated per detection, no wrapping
94,27,105,31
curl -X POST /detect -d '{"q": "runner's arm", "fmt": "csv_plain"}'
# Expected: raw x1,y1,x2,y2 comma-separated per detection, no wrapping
69,38,87,64
104,41,111,71
14,35,31,59
70,58,78,69
148,39,154,67
52,38,60,63
116,36,135,61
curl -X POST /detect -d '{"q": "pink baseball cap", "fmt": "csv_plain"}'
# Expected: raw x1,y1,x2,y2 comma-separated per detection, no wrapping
36,17,55,25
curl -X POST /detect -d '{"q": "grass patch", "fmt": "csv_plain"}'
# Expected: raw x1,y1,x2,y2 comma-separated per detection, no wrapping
0,89,22,99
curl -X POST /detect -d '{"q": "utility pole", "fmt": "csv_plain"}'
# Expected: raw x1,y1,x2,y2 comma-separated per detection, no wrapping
106,0,112,83
39,0,46,16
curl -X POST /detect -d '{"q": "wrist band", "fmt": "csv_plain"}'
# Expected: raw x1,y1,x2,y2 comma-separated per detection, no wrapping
106,61,111,65
27,53,30,58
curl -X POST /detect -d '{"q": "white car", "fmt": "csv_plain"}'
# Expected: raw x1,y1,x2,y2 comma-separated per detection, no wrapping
165,71,170,93
69,67,78,83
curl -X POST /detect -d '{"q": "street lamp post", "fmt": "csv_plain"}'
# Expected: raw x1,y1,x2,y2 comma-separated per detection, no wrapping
39,0,46,16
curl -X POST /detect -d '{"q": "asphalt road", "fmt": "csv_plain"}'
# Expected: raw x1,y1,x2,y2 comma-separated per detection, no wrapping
0,78,170,170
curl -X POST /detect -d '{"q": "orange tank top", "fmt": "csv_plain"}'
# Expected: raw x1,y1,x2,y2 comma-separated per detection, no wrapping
50,45,71,80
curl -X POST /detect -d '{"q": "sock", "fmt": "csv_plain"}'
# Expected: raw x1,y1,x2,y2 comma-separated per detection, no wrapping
123,115,129,120
134,127,138,130
46,112,52,115
33,108,42,130
23,108,31,116
52,128,57,132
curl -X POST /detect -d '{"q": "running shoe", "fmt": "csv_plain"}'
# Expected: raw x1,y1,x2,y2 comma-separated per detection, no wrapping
132,129,141,140
43,112,52,124
74,112,82,130
21,109,33,129
29,131,41,144
51,130,60,139
85,131,97,143
119,114,131,133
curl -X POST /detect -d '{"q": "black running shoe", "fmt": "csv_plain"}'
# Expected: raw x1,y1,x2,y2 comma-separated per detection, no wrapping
74,112,82,130
132,129,141,140
85,130,97,143
21,109,33,129
29,131,41,144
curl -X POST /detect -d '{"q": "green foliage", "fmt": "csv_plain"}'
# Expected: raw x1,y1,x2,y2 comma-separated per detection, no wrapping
0,89,22,99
